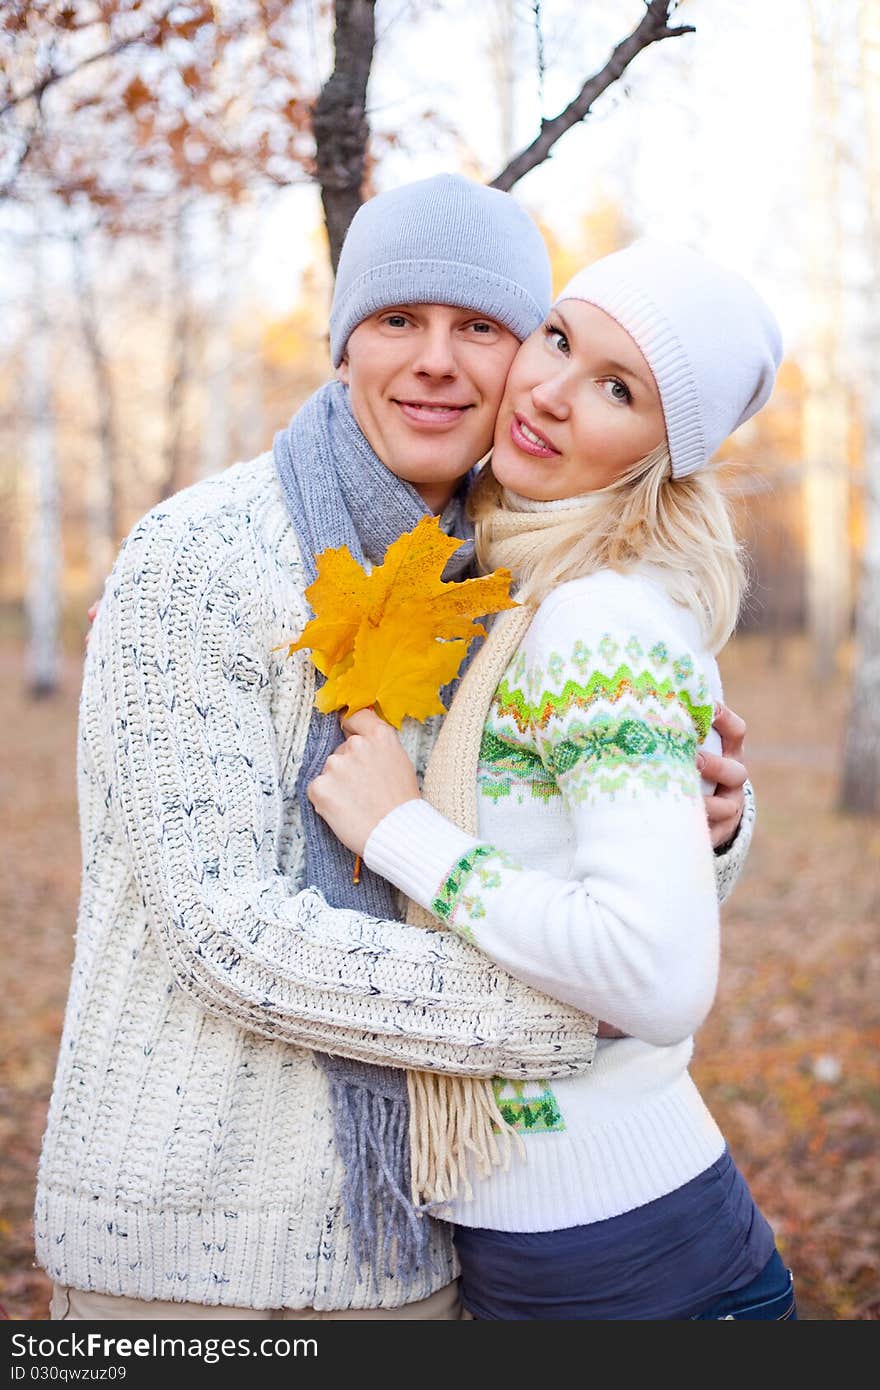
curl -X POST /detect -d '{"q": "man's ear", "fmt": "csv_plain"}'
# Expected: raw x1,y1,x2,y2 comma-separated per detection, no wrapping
337,354,349,385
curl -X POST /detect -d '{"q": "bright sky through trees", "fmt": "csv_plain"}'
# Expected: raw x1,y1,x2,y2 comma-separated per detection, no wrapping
252,0,816,355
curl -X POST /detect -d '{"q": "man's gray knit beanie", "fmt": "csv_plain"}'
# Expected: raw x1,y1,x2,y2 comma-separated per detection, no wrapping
329,173,552,366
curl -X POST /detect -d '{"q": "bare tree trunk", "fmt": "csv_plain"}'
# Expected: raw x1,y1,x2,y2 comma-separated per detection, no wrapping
158,203,191,501
803,4,850,681
25,233,60,697
839,0,880,813
71,230,119,587
313,0,376,272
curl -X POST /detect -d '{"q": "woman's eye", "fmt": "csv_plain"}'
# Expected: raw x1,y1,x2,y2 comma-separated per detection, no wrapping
544,324,569,353
384,314,409,328
469,321,494,334
602,378,632,404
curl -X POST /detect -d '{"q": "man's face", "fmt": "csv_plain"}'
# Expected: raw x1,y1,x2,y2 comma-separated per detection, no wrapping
339,304,520,513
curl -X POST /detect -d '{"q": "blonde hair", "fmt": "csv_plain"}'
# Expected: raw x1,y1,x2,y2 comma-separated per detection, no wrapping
470,444,747,653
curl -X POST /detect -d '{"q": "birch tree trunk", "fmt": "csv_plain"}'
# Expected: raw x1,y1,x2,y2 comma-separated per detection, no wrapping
158,203,191,501
25,233,60,697
72,231,120,588
490,0,518,167
237,343,266,464
839,0,880,813
198,206,233,481
803,4,851,681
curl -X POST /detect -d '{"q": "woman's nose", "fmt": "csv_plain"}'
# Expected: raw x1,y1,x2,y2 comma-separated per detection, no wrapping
531,372,570,418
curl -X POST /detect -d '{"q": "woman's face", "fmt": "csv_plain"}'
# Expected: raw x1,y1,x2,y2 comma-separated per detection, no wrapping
490,299,667,501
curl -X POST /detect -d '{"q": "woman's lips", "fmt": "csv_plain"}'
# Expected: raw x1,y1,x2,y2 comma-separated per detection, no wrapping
510,413,560,458
395,400,471,428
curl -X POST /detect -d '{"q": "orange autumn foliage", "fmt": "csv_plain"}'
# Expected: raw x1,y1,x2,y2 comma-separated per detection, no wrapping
279,516,518,728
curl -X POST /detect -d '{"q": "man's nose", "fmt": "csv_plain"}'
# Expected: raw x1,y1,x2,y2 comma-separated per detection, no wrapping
411,325,459,377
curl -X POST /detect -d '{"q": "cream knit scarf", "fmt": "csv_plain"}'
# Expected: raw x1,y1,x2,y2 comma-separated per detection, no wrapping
405,485,600,1210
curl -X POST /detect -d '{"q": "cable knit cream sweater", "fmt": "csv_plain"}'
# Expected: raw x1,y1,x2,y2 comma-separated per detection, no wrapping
34,453,753,1311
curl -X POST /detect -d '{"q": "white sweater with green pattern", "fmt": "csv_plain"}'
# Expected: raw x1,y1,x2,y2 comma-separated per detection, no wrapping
365,566,735,1232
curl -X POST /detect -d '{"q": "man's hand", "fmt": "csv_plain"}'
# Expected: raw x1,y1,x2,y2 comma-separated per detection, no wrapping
84,599,100,649
700,702,748,850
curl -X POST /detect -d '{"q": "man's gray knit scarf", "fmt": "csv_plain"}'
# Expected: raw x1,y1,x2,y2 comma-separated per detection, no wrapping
274,380,478,1296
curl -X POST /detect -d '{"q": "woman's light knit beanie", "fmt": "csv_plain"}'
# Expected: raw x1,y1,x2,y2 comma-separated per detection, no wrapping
555,239,784,478
329,173,552,366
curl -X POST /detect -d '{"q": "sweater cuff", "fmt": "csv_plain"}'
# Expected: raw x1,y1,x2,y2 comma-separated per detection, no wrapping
714,777,756,905
363,799,481,915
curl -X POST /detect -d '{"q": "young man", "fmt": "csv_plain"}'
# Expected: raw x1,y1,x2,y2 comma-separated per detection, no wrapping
38,174,753,1320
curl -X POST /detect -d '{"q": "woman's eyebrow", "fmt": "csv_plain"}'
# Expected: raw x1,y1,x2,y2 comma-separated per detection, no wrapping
601,357,656,395
553,306,574,338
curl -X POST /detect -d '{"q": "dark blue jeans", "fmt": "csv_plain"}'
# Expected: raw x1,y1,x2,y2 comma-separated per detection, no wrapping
691,1249,797,1320
454,1150,789,1319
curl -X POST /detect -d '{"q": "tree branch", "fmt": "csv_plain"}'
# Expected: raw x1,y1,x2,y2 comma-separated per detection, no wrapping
490,0,694,191
312,0,377,273
0,5,177,118
0,124,36,199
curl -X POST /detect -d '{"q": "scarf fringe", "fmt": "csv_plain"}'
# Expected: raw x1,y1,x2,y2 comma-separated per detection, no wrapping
328,1077,434,1294
408,1071,525,1207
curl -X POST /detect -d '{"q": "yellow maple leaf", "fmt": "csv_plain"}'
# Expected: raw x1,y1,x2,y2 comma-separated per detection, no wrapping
280,515,519,728
319,621,469,729
279,544,373,676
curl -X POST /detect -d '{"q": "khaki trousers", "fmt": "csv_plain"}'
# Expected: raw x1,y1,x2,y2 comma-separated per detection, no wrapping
50,1280,470,1321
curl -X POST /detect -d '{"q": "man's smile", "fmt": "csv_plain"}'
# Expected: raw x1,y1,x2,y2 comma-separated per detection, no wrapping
393,399,474,427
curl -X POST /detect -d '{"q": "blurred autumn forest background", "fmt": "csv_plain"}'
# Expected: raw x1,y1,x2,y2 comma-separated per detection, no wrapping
0,0,878,1321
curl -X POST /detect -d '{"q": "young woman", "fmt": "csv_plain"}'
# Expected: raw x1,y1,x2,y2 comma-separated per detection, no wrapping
307,239,796,1320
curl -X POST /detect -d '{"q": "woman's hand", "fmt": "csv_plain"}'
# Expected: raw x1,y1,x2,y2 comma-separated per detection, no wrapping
701,702,748,850
307,707,421,856
311,709,629,1040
